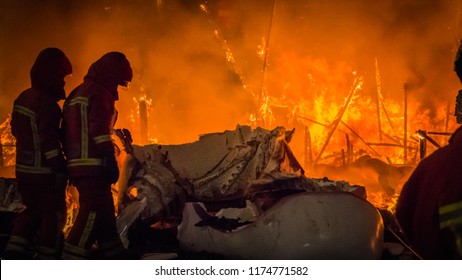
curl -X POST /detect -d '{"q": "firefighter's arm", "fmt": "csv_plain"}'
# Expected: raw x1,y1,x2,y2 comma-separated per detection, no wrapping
439,201,462,259
37,100,67,174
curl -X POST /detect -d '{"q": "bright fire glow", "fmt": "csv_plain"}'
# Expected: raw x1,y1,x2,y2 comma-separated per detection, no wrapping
1,0,461,217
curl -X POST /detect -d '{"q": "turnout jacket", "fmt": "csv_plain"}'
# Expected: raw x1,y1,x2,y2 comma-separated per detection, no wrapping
11,88,66,183
62,80,116,177
396,125,462,259
62,52,131,179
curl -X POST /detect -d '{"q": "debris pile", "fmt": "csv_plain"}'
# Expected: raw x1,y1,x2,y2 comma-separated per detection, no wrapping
117,125,366,222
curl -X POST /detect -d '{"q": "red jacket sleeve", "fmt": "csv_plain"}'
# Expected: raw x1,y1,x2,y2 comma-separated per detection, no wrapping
88,89,115,157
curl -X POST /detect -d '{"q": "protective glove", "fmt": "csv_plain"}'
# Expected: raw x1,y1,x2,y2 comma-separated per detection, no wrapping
102,154,119,184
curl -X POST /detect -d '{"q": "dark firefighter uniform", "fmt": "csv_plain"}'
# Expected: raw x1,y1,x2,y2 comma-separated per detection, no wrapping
455,40,462,124
61,52,132,259
5,48,72,259
396,125,462,259
454,40,462,85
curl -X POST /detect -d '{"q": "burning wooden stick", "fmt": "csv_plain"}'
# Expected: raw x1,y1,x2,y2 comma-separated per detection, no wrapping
416,130,442,149
259,0,277,104
304,126,312,168
403,83,408,163
297,115,382,158
340,121,381,158
375,57,383,141
313,77,363,165
346,133,352,164
139,99,148,144
199,2,256,104
375,59,402,143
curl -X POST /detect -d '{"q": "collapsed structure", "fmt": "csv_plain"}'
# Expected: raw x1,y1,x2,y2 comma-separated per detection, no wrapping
115,125,384,259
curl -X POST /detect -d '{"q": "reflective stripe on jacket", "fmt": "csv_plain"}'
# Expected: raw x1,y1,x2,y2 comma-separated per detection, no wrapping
11,88,66,183
439,201,462,257
63,80,116,177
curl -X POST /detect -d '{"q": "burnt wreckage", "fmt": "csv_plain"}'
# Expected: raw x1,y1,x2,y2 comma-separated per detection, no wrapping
114,125,385,259
0,125,391,259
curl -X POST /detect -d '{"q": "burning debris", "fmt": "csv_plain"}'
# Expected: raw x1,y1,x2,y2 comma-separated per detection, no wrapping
115,125,385,259
116,125,366,218
0,0,460,261
0,122,420,259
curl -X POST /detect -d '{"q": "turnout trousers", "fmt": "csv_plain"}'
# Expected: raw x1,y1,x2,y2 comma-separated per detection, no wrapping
62,176,124,259
5,181,66,259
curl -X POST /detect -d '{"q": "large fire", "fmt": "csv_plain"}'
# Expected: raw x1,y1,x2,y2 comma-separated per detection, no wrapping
1,1,461,225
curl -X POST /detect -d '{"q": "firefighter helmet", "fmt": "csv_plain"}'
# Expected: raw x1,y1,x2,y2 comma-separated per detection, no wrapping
86,52,133,100
30,47,72,101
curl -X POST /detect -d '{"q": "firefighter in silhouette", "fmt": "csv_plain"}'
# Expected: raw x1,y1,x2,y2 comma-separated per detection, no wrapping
455,40,462,124
455,40,462,84
5,48,72,259
395,42,462,259
61,52,132,259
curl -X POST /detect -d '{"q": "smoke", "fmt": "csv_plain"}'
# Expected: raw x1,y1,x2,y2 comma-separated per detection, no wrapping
1,0,461,146
271,0,460,100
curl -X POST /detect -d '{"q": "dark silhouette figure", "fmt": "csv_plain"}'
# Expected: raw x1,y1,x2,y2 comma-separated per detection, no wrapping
61,52,132,259
396,41,462,259
5,48,72,259
454,40,462,124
